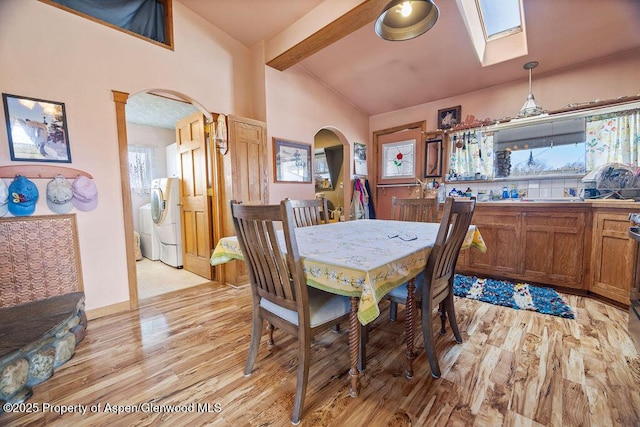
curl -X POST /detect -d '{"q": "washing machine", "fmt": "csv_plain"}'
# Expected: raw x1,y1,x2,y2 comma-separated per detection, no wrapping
138,203,160,260
151,177,183,268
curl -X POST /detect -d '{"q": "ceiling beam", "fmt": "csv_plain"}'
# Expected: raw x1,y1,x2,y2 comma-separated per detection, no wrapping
266,0,389,71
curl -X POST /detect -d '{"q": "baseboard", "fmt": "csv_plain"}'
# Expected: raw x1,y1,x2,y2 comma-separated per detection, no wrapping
86,300,131,320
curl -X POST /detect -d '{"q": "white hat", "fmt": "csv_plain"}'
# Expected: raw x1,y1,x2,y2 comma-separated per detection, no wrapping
0,179,8,217
46,174,74,214
72,176,98,212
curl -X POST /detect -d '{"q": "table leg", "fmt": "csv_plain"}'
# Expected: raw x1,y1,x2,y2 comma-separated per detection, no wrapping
349,296,360,397
405,278,416,379
358,323,368,372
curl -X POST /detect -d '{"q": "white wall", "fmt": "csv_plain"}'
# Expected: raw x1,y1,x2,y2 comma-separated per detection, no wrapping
0,0,253,312
126,123,175,233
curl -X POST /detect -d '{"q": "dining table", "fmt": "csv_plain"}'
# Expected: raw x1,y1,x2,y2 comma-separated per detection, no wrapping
210,219,486,396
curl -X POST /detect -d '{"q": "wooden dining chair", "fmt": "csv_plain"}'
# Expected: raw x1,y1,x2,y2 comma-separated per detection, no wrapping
391,196,439,223
286,197,329,227
386,197,476,378
388,196,439,321
230,199,351,425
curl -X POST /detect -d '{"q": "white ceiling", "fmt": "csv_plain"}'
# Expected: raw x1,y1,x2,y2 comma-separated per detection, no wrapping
129,0,640,127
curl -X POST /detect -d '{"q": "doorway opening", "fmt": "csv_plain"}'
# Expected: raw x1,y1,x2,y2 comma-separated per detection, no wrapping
313,127,351,218
116,89,217,307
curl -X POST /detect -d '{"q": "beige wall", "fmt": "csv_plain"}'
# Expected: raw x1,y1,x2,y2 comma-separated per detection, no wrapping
370,50,640,133
265,65,369,204
0,0,253,312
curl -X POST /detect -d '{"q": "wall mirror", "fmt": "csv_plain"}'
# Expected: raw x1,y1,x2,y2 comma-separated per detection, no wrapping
424,137,442,177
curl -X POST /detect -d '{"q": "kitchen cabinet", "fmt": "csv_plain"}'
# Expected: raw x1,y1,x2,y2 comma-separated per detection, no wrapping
590,209,637,305
456,201,640,304
458,208,521,276
521,210,587,289
457,203,589,291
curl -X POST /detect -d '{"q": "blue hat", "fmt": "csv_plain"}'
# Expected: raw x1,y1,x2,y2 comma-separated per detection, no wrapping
8,175,39,216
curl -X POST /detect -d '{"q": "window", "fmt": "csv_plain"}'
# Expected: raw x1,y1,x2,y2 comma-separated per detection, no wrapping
458,0,526,66
476,0,522,40
40,0,173,49
128,145,155,195
493,118,587,178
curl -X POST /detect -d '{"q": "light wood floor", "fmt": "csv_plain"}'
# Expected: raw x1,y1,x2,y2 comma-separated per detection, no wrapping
3,283,639,426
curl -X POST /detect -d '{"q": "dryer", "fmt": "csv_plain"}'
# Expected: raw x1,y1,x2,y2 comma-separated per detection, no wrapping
138,203,160,260
151,177,183,268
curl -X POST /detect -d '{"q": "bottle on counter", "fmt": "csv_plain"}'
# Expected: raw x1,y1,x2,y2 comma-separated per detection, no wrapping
438,184,446,202
465,187,473,198
510,185,519,199
501,186,509,199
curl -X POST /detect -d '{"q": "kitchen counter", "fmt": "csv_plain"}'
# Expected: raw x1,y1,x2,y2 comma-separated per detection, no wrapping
475,199,638,209
455,200,639,305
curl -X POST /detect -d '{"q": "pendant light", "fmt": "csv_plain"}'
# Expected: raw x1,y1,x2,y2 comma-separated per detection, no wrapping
518,61,544,118
375,0,439,41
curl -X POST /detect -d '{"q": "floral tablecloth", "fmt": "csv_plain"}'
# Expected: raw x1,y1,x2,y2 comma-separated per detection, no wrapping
210,219,486,325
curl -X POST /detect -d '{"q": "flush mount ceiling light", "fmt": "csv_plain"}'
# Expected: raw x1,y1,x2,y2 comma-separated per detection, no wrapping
518,61,544,118
375,0,439,41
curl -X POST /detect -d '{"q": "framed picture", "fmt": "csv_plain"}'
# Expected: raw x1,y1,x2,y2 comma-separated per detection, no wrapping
381,139,416,180
437,105,461,130
2,93,72,163
354,142,367,176
273,138,312,183
424,137,443,178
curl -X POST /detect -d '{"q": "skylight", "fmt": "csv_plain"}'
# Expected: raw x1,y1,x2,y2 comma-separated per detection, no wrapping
456,0,527,66
477,0,522,40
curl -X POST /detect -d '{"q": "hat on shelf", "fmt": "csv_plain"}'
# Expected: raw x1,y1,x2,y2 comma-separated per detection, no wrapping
46,174,74,214
0,179,8,217
8,175,39,216
72,175,98,211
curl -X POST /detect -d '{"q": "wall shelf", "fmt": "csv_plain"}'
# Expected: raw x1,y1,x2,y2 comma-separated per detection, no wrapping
0,165,93,179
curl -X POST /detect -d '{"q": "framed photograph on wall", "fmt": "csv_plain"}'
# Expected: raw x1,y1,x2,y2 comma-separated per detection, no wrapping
2,93,72,163
437,105,461,130
273,138,312,183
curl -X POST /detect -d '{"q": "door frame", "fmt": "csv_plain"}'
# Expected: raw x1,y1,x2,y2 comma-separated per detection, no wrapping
112,89,219,310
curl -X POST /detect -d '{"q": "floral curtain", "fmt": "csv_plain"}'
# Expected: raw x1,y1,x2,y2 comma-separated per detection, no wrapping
586,109,640,171
128,145,155,195
447,128,494,178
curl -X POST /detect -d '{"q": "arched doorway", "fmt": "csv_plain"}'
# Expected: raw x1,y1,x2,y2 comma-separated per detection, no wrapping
313,127,351,219
113,89,221,309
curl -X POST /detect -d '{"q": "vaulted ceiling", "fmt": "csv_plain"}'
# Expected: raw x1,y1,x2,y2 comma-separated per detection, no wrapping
179,0,640,116
128,0,640,128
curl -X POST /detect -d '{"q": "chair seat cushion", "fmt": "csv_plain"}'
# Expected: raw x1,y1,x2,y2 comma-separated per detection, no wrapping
260,287,351,328
387,271,425,300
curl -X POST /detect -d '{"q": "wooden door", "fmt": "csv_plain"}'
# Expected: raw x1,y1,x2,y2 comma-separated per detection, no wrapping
220,115,268,286
590,211,636,304
521,210,586,289
459,209,521,277
177,111,213,280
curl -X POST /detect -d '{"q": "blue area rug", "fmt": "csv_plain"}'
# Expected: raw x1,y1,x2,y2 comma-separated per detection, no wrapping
453,274,575,319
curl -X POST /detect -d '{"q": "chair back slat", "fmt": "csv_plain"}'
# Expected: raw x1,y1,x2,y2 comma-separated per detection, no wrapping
391,196,439,223
231,201,307,312
286,197,329,227
425,198,476,303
